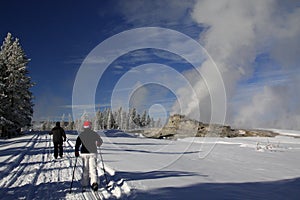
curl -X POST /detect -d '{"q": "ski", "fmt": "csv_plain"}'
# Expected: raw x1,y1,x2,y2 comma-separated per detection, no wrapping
80,185,103,200
91,188,103,200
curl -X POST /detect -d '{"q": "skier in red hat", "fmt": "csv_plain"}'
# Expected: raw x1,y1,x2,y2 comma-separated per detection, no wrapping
75,121,103,191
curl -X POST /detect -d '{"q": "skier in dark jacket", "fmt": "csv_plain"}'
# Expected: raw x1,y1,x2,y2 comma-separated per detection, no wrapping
49,121,66,159
75,121,103,191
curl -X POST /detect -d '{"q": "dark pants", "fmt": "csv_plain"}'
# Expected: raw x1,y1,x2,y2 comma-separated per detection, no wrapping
53,142,63,158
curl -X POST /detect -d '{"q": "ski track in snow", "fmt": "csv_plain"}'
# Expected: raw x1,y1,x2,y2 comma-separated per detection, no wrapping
0,132,131,200
1,129,300,199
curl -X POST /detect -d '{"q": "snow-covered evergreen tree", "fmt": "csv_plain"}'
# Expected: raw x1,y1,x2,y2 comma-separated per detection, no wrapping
74,119,80,131
95,110,102,130
107,110,112,129
0,33,15,132
107,109,116,129
121,110,127,130
99,111,104,129
135,114,141,128
128,108,135,130
60,113,65,128
141,110,147,127
0,33,34,135
116,107,122,129
67,113,73,130
150,117,155,128
0,44,13,134
102,108,108,129
68,108,158,131
42,119,52,131
146,114,151,128
41,121,47,131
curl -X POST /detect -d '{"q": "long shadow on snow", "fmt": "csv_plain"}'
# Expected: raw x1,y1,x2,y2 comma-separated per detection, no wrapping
0,142,72,163
0,180,79,200
0,137,36,150
0,131,40,141
0,139,72,182
0,138,32,148
108,142,166,146
116,170,207,182
101,129,136,138
101,146,201,155
128,177,300,200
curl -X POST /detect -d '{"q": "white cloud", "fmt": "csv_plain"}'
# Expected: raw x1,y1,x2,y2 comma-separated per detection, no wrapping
111,63,198,116
109,0,300,129
233,85,300,130
117,0,195,26
62,103,107,109
177,0,300,129
113,65,124,70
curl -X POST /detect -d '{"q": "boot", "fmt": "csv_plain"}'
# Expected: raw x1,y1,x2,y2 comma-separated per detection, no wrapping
91,182,98,191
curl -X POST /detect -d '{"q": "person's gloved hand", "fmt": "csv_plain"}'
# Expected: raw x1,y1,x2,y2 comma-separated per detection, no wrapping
75,151,79,157
96,140,103,147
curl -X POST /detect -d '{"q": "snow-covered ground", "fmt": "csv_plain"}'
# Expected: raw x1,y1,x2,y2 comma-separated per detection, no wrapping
0,129,300,199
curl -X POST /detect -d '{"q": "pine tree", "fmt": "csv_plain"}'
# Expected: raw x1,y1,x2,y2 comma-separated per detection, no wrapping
128,108,135,130
121,110,127,130
116,107,122,129
135,114,141,128
99,111,103,129
0,33,14,131
74,119,80,131
60,113,65,128
43,119,52,131
107,109,116,129
0,50,13,136
67,113,73,130
41,121,47,131
151,117,155,128
102,108,108,129
107,110,112,129
141,110,147,127
146,114,151,127
0,33,34,135
95,110,102,130
124,111,129,130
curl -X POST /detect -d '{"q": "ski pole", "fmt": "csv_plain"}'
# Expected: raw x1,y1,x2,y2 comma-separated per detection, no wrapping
48,134,52,158
69,157,78,193
98,148,109,187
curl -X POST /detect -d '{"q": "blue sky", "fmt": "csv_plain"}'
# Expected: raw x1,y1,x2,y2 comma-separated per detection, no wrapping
0,0,129,120
1,1,299,130
0,0,200,121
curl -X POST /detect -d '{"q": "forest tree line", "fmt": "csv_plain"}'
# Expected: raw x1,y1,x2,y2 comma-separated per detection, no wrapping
41,107,162,131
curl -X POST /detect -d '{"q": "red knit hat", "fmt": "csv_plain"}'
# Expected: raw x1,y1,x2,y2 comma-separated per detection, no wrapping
83,121,92,128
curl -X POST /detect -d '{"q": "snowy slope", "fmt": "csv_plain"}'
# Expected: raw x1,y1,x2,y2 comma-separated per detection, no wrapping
98,130,300,200
0,130,300,199
0,132,130,200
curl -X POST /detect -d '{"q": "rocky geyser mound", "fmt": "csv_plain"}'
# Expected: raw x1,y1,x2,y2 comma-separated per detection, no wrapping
146,114,278,139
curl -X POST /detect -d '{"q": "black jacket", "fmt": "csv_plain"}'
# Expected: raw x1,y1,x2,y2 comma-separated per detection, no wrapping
75,129,102,154
49,126,66,143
